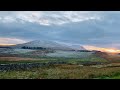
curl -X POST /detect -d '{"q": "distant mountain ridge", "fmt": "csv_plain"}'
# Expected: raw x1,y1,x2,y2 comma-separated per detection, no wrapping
13,40,86,51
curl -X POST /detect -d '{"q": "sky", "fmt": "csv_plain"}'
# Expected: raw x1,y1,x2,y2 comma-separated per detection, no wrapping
0,11,120,49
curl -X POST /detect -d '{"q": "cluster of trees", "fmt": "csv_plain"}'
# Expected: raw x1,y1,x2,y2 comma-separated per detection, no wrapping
77,50,92,52
21,46,46,50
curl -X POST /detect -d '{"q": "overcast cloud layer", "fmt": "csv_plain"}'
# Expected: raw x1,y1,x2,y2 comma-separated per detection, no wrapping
0,11,120,49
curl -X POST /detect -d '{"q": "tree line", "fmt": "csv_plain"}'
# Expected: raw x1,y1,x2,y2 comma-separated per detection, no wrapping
21,46,46,50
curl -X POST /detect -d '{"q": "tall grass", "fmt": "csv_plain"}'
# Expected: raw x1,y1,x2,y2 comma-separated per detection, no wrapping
0,64,120,79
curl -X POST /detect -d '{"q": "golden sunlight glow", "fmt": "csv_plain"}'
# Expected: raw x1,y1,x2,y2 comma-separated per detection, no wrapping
84,45,120,53
0,38,26,45
0,44,15,46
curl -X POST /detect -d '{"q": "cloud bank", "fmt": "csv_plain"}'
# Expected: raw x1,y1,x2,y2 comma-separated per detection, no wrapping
0,11,120,49
0,11,102,25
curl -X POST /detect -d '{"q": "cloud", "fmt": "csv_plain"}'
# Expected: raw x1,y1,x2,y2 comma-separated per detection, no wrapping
2,16,16,23
0,11,102,26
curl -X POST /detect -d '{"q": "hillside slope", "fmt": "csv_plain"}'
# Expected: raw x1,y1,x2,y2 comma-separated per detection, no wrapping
13,40,86,51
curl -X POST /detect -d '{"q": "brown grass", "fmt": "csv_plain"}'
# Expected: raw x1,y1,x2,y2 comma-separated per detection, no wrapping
95,52,120,63
0,57,42,61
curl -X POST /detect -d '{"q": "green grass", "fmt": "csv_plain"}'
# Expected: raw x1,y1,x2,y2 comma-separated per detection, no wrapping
95,72,120,79
0,64,120,79
0,55,107,64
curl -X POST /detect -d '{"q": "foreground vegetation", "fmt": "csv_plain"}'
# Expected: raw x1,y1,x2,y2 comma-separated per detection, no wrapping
0,50,120,79
1,64,120,79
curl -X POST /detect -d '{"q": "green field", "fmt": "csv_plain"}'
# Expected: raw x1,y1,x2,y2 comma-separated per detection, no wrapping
0,55,107,64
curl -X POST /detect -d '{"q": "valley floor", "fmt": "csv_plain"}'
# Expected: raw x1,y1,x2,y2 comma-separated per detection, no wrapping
0,56,120,79
0,48,120,79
